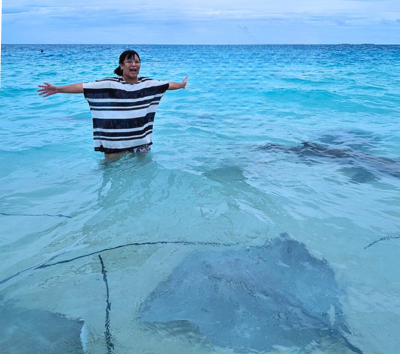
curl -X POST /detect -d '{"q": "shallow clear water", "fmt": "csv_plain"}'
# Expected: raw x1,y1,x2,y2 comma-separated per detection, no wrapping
1,44,400,353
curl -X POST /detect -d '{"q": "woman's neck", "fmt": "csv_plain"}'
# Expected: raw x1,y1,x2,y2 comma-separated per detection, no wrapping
122,75,138,84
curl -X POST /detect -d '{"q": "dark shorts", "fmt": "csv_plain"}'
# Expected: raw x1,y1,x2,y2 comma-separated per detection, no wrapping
130,144,151,154
96,144,152,155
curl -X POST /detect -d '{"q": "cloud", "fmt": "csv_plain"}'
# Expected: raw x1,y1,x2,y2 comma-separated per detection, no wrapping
2,0,400,44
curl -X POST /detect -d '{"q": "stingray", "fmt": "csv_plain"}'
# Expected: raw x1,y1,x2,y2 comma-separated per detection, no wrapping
138,234,363,353
0,303,85,353
260,141,400,183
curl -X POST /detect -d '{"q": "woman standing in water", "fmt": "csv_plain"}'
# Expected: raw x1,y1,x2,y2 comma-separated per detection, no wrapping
38,50,188,158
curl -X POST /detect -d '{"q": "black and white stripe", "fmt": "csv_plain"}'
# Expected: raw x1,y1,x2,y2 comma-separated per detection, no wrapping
83,77,169,154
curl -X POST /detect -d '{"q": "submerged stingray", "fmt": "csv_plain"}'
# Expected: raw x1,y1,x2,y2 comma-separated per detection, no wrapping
0,304,85,353
260,141,400,183
138,234,363,353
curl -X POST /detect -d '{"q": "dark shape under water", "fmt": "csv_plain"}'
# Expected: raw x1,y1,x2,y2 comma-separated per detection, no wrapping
203,165,247,183
0,304,85,353
138,234,363,353
364,233,400,249
260,141,400,183
0,212,71,218
317,130,381,151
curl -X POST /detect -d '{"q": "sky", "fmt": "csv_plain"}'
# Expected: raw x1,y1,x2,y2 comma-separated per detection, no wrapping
1,0,400,44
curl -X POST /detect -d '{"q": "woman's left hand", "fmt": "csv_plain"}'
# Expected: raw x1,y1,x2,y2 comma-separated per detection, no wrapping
181,76,188,89
168,76,189,90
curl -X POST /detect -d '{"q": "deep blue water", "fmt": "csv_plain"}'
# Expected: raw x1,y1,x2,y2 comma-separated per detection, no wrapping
0,44,400,353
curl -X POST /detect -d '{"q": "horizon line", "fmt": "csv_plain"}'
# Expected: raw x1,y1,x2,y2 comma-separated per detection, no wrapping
2,43,400,46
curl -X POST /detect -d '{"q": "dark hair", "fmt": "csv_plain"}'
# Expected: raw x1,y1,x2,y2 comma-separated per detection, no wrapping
114,50,141,76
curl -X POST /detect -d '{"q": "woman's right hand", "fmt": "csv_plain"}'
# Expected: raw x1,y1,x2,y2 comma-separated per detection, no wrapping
38,82,58,97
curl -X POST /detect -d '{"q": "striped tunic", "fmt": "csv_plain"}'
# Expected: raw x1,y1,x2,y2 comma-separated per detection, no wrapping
83,77,169,154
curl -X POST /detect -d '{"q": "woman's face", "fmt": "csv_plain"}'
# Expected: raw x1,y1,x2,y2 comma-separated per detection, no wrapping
120,54,141,83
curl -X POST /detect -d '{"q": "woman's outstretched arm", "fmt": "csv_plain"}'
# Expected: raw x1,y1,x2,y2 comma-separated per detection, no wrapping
38,82,84,97
168,76,188,91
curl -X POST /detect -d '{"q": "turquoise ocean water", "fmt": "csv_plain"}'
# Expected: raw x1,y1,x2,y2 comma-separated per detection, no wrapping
1,45,400,353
